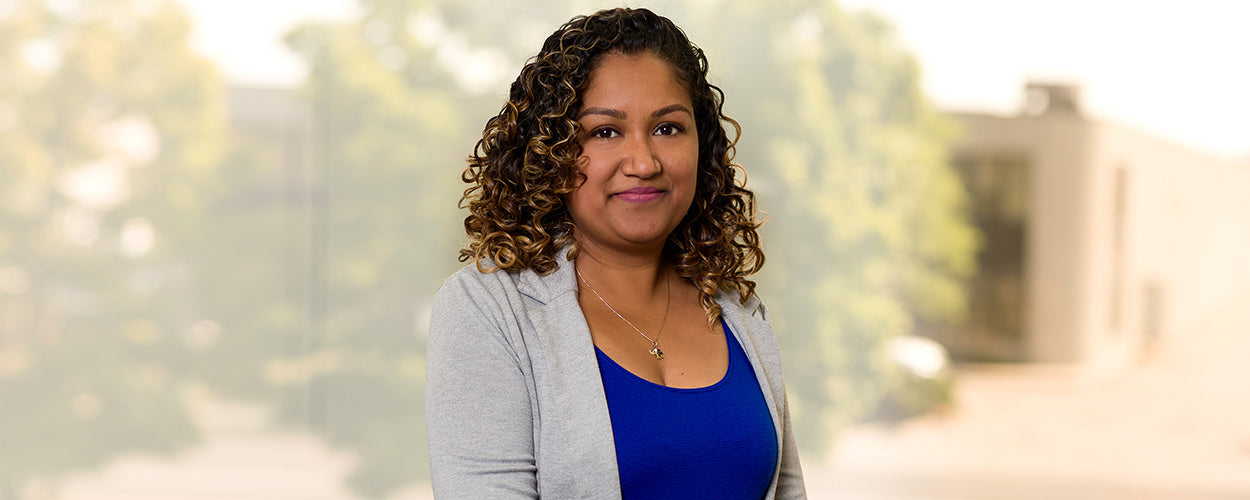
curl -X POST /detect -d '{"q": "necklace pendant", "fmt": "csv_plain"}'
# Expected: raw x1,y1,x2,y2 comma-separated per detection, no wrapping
649,346,664,360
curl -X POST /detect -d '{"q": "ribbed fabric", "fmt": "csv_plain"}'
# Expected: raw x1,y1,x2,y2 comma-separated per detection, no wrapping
595,321,779,500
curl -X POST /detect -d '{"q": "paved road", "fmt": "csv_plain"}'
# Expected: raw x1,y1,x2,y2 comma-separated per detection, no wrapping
804,289,1250,499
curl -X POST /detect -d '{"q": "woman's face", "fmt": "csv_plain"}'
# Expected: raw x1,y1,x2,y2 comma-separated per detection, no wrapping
568,51,699,255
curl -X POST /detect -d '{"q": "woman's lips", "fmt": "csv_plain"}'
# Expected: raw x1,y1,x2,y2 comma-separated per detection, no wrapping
613,186,664,202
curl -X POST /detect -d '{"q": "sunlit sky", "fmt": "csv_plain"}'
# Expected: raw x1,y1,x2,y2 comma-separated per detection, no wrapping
180,0,1250,160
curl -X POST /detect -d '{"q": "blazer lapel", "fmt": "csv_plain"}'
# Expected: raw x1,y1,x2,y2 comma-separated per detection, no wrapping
518,253,622,498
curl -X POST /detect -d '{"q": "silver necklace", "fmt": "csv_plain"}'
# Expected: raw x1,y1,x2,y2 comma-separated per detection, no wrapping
575,267,671,360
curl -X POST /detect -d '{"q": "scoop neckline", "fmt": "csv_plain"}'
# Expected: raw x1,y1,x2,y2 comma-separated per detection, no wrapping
593,320,735,393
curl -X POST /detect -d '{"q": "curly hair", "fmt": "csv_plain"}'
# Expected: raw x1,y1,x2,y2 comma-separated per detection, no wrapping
459,7,764,322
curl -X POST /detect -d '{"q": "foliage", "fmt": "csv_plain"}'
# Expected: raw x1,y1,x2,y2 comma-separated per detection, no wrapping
668,1,979,452
193,0,473,494
0,0,224,495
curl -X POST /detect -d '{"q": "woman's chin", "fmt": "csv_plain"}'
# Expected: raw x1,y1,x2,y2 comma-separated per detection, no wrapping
616,224,678,246
574,226,673,252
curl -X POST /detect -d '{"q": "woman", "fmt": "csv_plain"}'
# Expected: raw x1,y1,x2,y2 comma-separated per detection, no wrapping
427,7,806,499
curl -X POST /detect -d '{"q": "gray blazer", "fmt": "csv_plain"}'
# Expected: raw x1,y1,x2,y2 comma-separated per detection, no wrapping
426,250,806,499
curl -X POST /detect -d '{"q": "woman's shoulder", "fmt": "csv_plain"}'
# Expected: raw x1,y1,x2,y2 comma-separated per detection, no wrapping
714,287,769,322
433,260,522,307
428,262,534,349
427,258,576,347
434,257,576,310
439,253,578,306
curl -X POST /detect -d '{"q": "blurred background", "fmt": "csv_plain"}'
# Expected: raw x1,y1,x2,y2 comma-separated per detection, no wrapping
2,0,1249,498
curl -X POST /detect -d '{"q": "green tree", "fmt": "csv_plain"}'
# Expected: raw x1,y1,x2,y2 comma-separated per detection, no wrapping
673,1,978,450
182,0,473,496
282,10,462,488
0,0,225,496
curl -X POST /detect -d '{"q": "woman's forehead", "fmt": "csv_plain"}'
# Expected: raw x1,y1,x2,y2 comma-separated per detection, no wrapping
580,52,691,111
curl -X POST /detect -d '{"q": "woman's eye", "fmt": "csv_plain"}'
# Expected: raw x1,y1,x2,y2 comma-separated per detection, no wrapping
654,123,683,136
590,128,620,139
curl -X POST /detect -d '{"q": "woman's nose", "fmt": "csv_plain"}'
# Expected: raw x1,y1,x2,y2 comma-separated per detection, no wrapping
620,135,661,177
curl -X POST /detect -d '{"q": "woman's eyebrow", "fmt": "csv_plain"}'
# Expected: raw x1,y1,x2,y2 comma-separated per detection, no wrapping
651,104,692,118
577,107,625,119
576,104,692,120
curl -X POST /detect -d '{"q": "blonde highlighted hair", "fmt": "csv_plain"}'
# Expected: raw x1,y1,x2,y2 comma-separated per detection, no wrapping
459,7,764,322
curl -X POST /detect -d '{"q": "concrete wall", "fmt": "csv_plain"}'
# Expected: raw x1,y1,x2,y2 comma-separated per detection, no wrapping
948,108,1250,366
950,111,1099,363
1094,125,1250,359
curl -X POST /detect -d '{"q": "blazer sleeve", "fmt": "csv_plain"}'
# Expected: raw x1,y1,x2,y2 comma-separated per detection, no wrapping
426,275,539,499
753,296,807,499
775,390,807,499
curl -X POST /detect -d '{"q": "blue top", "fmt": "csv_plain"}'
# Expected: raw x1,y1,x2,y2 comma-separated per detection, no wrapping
595,321,779,499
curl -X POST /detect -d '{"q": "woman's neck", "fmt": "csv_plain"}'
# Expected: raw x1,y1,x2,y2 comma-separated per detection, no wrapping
573,239,670,301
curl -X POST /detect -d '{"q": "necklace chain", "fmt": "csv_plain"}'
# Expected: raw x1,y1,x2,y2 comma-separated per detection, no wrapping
575,267,671,360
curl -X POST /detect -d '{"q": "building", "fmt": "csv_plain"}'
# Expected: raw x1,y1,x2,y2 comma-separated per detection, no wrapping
939,82,1250,369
